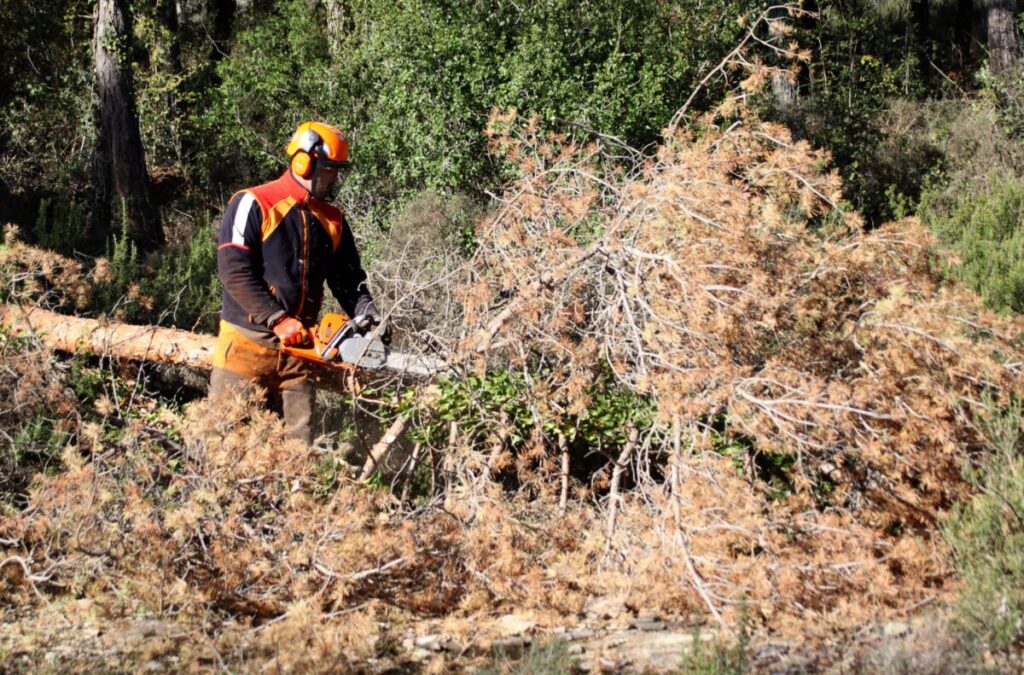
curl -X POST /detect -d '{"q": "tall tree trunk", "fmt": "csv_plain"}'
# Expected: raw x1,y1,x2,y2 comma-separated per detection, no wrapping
326,0,346,56
93,0,163,253
987,0,1020,75
957,0,974,70
912,0,931,84
211,0,235,62
157,0,181,70
768,6,797,111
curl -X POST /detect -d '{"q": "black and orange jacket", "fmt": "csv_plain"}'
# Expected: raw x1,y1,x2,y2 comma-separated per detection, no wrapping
217,170,372,334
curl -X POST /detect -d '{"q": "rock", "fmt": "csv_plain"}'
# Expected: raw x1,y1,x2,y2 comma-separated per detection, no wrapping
441,639,463,653
585,594,628,620
498,637,530,648
414,634,444,651
754,642,791,661
563,629,598,641
597,657,629,670
494,613,536,637
411,648,433,661
883,622,911,638
582,630,700,672
491,637,531,655
630,620,667,632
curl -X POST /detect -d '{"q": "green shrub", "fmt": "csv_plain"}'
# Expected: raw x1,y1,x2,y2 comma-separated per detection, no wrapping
922,175,1024,313
680,623,749,675
481,639,579,675
145,223,221,333
93,233,142,319
32,191,88,254
3,411,68,512
778,6,936,226
93,224,221,332
942,401,1024,651
0,0,94,196
199,0,756,217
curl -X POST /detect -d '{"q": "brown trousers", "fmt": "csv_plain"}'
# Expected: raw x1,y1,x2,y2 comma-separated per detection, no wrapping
209,321,315,445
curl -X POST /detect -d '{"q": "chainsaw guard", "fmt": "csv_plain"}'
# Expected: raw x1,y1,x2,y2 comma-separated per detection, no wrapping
338,335,388,370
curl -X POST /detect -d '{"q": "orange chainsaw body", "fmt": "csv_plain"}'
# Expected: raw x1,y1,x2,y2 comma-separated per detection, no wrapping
281,312,358,371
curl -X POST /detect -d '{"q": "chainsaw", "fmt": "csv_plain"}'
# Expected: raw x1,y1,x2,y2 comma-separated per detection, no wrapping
281,312,389,372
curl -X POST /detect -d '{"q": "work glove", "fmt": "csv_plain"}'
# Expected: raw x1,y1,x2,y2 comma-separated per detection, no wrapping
354,297,380,327
272,315,310,347
377,319,393,347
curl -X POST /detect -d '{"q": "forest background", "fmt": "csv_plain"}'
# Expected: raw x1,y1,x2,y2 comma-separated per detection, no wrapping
4,0,1024,328
2,0,1024,671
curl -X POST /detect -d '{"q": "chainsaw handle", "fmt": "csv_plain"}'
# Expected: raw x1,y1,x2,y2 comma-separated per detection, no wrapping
319,315,361,358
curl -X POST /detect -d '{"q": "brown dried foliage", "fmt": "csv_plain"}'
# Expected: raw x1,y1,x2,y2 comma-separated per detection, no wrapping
5,16,1024,661
0,224,93,311
448,102,1024,632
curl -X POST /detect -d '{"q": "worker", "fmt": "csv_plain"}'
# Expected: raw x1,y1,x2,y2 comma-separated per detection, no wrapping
209,120,379,444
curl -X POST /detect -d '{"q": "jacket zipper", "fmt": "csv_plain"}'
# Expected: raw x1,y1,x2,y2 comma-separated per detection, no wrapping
296,206,309,318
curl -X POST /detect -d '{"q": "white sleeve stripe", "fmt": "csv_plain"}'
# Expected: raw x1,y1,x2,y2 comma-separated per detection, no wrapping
232,193,256,246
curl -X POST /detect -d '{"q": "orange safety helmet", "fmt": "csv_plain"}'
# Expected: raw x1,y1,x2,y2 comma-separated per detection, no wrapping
286,121,351,178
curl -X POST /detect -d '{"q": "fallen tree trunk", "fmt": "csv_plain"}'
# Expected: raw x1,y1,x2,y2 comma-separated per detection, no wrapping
0,304,446,377
1,303,214,369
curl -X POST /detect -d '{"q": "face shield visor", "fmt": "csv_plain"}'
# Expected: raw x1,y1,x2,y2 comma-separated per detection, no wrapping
309,155,351,201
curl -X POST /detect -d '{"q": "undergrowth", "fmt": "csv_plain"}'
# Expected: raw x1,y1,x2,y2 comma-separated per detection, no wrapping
481,640,580,675
943,400,1024,652
922,175,1024,314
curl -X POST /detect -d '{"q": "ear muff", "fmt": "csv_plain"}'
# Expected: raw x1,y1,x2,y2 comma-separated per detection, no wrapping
291,150,314,178
287,126,324,179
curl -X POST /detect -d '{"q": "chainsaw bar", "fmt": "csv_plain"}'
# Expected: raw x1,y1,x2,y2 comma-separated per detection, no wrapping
282,313,446,377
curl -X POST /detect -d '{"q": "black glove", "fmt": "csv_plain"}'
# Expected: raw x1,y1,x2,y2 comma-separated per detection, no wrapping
353,298,391,345
354,296,378,327
363,301,382,327
377,320,393,347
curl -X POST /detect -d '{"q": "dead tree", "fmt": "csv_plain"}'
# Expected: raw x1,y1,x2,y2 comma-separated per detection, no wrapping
768,6,797,111
92,0,163,253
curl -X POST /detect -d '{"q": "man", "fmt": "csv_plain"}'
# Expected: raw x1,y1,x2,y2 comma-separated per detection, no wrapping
209,120,379,444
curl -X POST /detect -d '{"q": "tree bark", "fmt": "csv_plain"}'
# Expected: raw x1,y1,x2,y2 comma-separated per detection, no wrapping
912,0,931,84
211,0,235,62
987,0,1020,75
1,303,214,370
93,0,163,253
157,0,181,70
1,303,441,378
360,416,409,481
957,0,975,70
605,424,639,540
325,0,346,56
768,6,797,111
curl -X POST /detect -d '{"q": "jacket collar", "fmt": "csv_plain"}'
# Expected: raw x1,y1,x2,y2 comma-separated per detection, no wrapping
278,170,312,203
